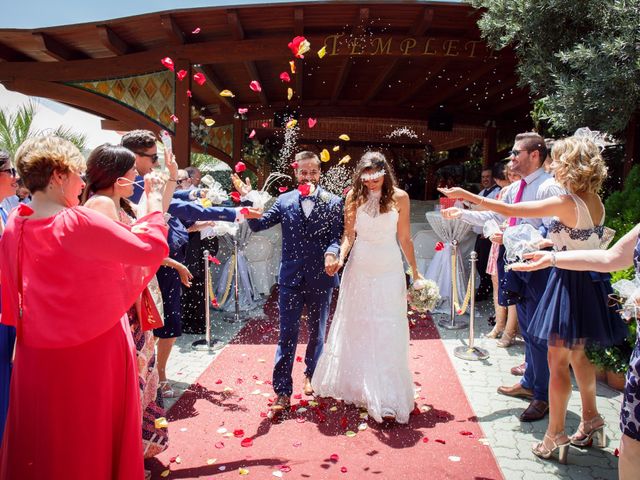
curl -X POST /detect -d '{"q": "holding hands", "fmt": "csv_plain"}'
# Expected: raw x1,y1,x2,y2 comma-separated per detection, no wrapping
325,254,343,277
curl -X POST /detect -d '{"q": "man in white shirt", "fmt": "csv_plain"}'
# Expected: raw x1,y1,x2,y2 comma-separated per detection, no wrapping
473,167,501,301
443,132,564,422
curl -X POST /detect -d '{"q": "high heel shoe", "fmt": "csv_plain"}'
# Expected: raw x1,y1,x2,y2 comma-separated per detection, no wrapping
485,327,503,339
160,380,175,399
570,415,606,447
497,331,516,348
532,433,570,464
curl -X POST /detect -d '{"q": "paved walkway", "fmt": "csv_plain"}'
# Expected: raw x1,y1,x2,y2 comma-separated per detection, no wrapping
162,301,622,479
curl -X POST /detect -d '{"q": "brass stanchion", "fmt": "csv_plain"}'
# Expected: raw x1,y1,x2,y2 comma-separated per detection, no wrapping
455,251,489,360
439,240,468,330
192,249,221,351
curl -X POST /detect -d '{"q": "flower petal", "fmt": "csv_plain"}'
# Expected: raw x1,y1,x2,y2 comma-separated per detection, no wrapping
238,108,249,115
249,80,262,92
332,145,340,152
286,119,298,129
261,122,270,128
186,89,192,98
278,186,288,193
338,155,351,165
235,161,247,173
204,118,215,127
161,57,174,71
338,134,350,141
307,118,317,128
317,46,327,58
249,129,256,139
176,69,187,81
241,437,253,447
170,114,179,123
154,417,169,429
220,89,235,97
239,467,250,475
192,27,201,34
320,149,331,162
193,72,206,86
289,60,296,74
230,192,241,203
279,72,291,83
291,161,299,169
287,88,293,100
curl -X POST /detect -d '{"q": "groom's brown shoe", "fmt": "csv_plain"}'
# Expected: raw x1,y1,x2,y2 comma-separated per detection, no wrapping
270,395,290,414
497,383,534,400
303,376,314,396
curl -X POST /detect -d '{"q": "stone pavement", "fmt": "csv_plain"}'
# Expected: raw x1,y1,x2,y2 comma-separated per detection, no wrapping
162,301,623,479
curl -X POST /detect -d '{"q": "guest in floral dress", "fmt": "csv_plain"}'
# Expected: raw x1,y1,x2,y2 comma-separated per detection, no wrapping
82,143,178,458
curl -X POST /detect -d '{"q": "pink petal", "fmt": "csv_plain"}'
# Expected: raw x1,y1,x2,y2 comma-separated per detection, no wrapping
278,186,288,193
279,72,291,83
176,69,187,81
329,454,339,462
307,118,317,128
261,122,269,128
170,114,179,123
191,27,201,34
249,129,256,139
193,72,206,86
215,442,225,449
238,108,249,115
161,57,174,71
241,437,253,447
249,80,262,92
186,89,192,98
235,161,247,173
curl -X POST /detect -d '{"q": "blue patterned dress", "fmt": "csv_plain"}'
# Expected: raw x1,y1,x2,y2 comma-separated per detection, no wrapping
621,234,640,441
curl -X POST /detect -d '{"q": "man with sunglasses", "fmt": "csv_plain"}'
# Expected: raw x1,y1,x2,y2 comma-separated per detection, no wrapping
122,129,160,203
443,132,565,422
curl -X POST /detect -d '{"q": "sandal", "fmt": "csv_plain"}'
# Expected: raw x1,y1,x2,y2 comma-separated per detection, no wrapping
160,380,175,399
570,415,606,447
532,433,570,464
485,327,503,339
497,331,516,348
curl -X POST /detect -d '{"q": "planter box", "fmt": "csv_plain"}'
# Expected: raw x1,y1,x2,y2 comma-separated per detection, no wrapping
595,366,607,383
606,370,626,391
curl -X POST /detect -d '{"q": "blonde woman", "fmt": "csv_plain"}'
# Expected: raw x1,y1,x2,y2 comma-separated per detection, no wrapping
440,137,628,463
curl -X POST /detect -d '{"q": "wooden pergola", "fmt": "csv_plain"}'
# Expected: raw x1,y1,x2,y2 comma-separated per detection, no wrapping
0,1,532,178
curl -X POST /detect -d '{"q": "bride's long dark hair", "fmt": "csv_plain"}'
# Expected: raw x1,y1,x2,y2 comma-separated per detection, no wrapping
349,151,397,214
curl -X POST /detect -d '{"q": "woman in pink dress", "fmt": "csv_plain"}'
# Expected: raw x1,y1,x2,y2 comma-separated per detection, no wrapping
0,136,169,480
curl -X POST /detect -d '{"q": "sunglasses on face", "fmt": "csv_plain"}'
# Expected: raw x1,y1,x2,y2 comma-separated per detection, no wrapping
136,152,159,163
509,149,528,157
0,167,16,177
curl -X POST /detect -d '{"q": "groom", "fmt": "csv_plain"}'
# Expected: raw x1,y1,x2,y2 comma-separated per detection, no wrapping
234,151,344,415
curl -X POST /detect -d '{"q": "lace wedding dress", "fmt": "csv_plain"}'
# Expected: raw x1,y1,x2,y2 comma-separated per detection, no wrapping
312,200,415,423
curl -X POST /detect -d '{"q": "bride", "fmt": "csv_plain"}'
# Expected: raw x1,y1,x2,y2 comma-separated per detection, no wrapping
312,151,420,423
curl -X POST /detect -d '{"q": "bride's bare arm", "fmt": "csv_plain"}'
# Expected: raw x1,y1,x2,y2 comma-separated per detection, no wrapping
339,190,356,264
512,223,640,273
395,189,419,279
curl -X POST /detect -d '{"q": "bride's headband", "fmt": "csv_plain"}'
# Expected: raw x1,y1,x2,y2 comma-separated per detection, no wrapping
360,169,386,181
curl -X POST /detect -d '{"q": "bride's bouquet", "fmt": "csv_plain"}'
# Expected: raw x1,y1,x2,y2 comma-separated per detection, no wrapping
406,274,440,313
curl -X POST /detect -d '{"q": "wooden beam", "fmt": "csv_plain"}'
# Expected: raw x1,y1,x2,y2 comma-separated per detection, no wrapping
396,57,450,105
411,8,434,36
101,119,130,131
421,61,503,110
225,10,269,106
160,14,184,45
32,32,84,61
0,41,31,62
0,34,498,82
491,93,533,115
294,7,304,104
198,64,236,111
96,25,130,56
332,8,369,104
174,58,191,168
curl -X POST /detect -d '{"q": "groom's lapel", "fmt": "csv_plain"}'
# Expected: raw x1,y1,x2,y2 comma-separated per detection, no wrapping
305,187,326,229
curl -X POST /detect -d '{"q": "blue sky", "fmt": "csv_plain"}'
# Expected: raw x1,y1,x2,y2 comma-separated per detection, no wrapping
2,0,458,29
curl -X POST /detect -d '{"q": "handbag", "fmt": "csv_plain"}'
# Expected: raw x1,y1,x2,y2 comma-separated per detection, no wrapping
136,286,164,332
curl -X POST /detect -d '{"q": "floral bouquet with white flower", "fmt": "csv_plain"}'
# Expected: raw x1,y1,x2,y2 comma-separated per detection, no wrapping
406,272,440,313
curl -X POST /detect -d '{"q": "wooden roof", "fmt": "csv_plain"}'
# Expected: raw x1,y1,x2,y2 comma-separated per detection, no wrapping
0,1,531,156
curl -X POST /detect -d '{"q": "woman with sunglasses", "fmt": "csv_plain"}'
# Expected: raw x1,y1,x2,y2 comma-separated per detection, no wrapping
0,150,17,443
440,136,628,464
0,136,169,480
512,225,640,479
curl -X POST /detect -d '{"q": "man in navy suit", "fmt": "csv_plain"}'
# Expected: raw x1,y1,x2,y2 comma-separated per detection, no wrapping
234,151,344,414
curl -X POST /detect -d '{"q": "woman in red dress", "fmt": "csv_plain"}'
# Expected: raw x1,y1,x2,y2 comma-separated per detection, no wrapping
0,136,169,480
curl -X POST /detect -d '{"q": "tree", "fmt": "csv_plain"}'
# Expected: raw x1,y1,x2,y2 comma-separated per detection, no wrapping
0,101,87,156
471,0,640,135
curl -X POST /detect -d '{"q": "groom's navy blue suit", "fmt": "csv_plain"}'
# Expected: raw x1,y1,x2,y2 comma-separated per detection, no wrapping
248,187,343,396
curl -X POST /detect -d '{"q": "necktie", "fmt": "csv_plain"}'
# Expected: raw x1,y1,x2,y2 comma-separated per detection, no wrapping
508,179,527,227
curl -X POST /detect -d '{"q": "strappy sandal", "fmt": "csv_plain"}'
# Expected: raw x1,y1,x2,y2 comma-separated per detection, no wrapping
570,415,606,447
532,433,570,464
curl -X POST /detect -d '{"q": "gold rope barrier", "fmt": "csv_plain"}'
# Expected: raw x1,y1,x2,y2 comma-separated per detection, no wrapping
217,252,236,306
451,248,473,315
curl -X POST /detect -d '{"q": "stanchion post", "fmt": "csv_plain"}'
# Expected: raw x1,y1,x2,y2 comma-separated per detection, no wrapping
192,249,220,351
439,240,467,330
233,236,240,323
454,251,489,361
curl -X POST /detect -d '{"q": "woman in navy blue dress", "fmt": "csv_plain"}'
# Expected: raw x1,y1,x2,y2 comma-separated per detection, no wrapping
0,150,18,442
514,224,640,478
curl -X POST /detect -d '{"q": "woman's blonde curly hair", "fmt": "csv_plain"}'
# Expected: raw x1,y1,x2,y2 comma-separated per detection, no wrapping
551,136,607,194
15,136,85,193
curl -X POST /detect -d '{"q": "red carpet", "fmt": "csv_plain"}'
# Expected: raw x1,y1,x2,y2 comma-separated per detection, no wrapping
148,291,503,479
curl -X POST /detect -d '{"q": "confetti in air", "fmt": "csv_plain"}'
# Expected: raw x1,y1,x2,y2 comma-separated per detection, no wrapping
320,165,352,196
387,126,419,139
277,124,300,171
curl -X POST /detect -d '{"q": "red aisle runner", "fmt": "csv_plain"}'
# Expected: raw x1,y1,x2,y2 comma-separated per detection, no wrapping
149,303,503,480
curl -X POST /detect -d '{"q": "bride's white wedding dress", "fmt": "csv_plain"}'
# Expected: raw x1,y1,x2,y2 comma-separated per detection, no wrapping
312,201,415,423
